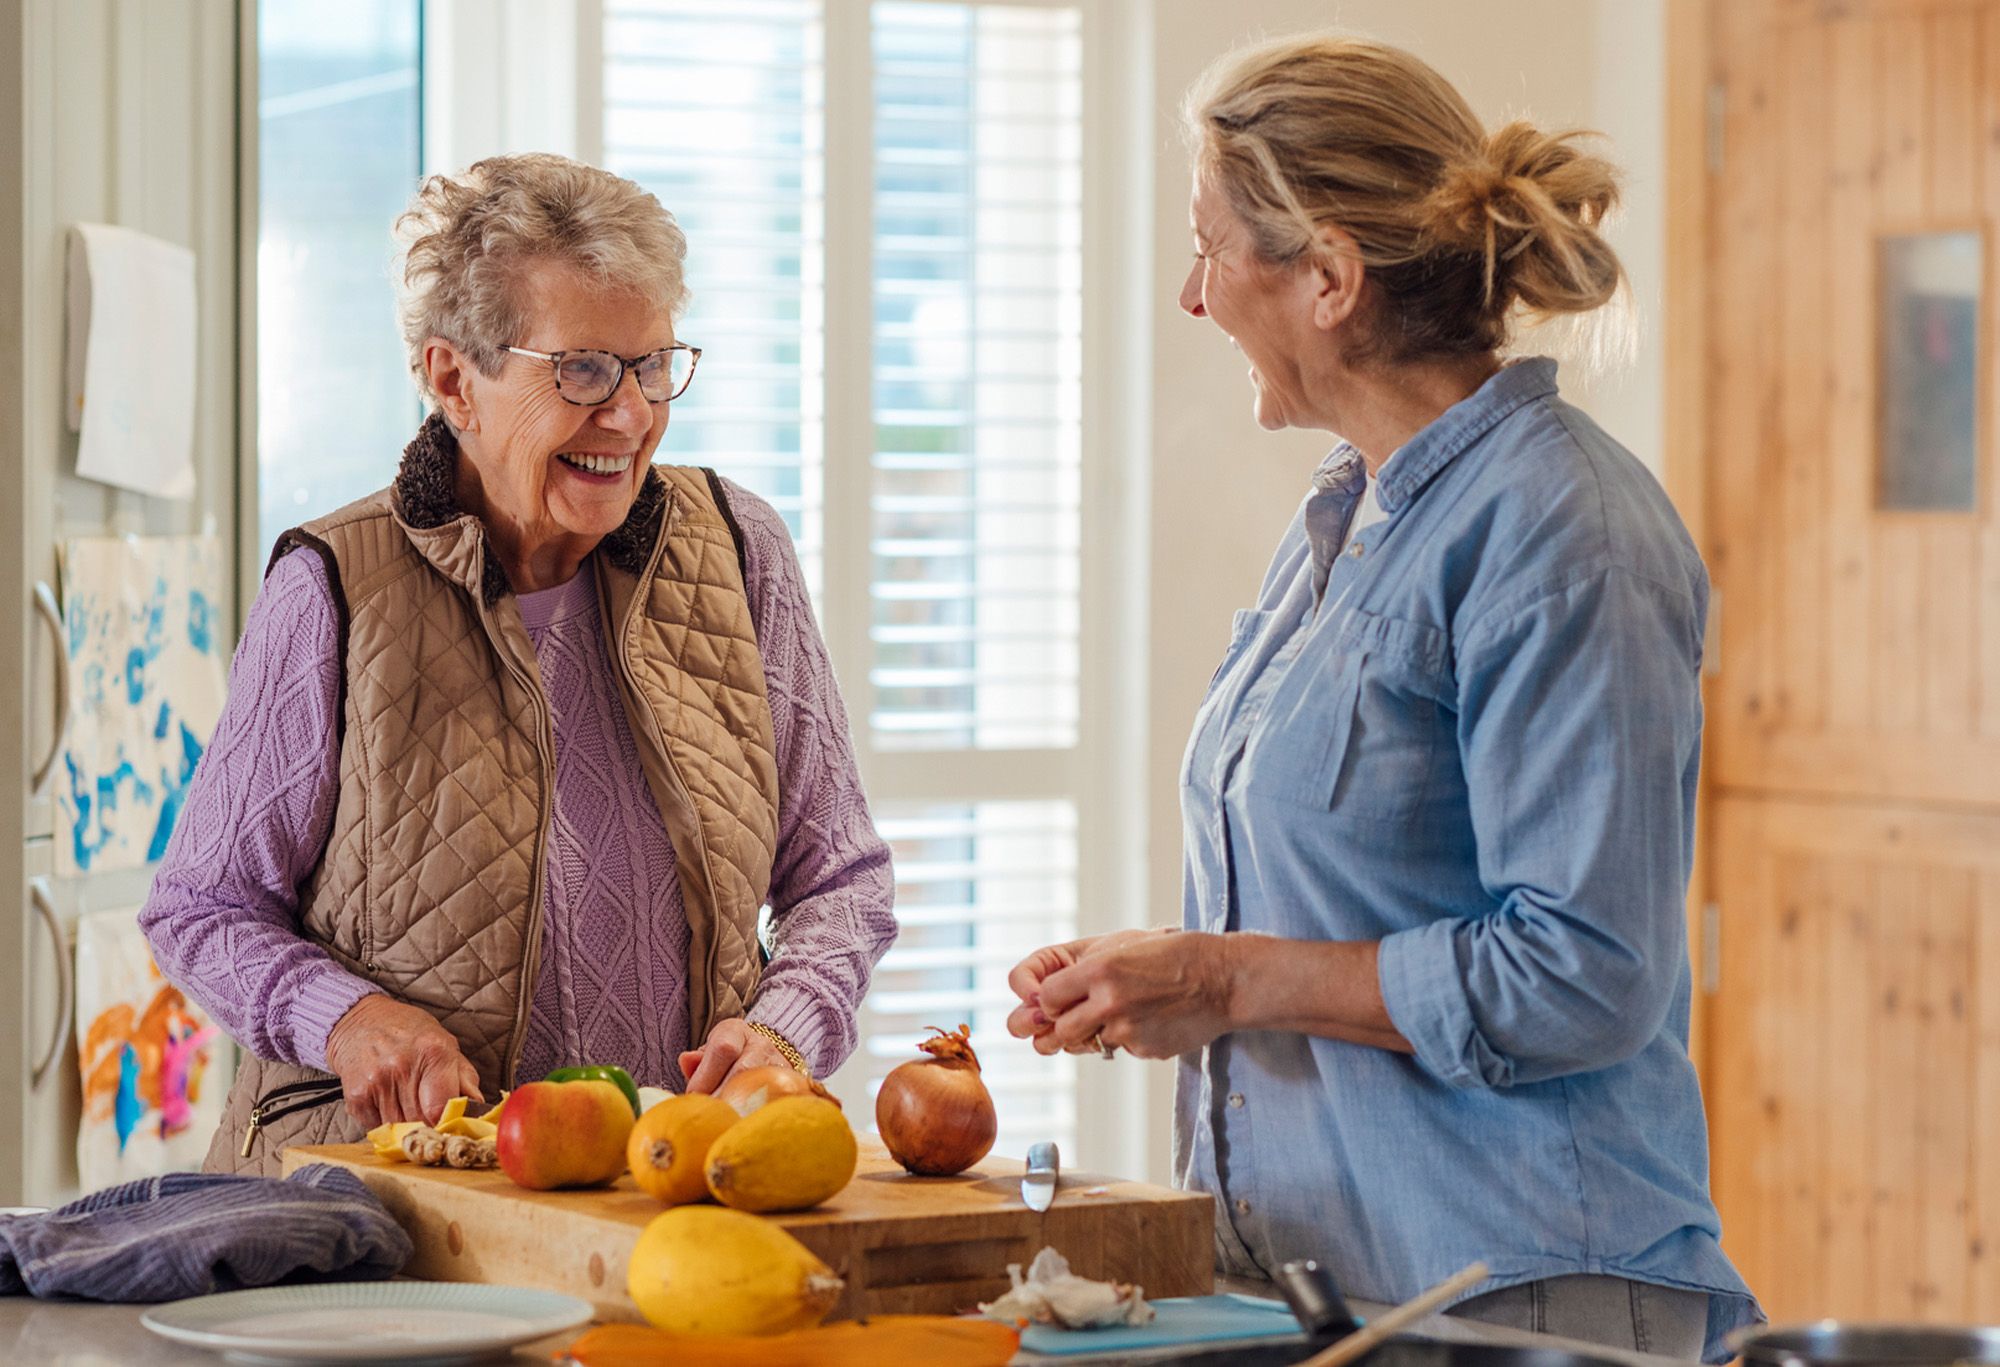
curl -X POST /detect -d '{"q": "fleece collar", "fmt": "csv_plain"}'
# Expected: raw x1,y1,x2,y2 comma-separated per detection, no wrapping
391,411,667,605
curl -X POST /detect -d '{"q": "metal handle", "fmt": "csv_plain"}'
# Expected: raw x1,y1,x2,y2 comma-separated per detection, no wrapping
30,581,71,796
28,879,73,1091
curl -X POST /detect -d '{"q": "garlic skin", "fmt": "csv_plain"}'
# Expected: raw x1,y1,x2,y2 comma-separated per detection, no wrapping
979,1247,1155,1329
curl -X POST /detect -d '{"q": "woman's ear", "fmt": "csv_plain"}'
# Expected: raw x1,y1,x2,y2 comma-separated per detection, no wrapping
423,338,480,433
1306,223,1367,333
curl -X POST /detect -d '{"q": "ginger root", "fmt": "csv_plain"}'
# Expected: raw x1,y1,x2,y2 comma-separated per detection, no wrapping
441,1133,497,1169
397,1124,497,1169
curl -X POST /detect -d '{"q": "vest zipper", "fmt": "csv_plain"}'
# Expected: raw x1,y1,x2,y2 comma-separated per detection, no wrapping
483,598,557,1091
607,493,728,1043
239,1077,346,1157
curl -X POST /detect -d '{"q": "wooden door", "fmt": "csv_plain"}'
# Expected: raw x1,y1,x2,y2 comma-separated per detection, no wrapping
1698,0,2000,1324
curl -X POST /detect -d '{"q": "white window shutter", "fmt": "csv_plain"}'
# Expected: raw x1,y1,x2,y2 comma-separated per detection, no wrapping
605,0,1086,1166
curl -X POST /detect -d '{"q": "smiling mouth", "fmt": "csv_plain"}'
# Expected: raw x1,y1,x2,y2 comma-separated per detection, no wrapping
556,451,634,477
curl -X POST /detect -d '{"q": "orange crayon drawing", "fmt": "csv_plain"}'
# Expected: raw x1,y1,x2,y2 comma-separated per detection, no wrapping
80,959,216,1149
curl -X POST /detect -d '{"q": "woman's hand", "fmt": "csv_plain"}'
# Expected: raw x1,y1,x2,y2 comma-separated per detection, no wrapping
1006,929,1241,1060
325,993,483,1129
679,1019,795,1094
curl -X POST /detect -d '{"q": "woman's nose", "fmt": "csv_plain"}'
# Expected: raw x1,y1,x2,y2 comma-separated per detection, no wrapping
1178,262,1206,318
597,369,654,432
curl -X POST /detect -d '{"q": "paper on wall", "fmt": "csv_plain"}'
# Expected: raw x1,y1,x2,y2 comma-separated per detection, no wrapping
56,535,228,877
65,223,197,500
75,906,230,1192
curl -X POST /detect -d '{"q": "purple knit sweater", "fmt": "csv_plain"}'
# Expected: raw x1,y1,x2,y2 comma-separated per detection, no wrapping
140,478,896,1088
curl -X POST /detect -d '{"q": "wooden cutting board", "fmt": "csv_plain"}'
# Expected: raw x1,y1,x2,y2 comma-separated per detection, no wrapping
282,1140,1214,1322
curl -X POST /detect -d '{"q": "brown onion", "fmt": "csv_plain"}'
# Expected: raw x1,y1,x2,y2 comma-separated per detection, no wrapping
715,1064,838,1117
875,1024,997,1176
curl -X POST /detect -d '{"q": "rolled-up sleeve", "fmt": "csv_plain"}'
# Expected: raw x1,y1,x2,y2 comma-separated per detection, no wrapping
724,481,897,1077
1378,563,1704,1089
139,548,377,1071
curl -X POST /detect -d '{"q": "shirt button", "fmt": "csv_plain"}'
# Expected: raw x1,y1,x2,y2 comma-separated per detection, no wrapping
1227,1093,1245,1109
1234,1197,1253,1215
1346,542,1365,559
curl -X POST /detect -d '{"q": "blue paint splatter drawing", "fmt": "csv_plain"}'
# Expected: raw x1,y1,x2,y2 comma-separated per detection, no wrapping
56,536,226,876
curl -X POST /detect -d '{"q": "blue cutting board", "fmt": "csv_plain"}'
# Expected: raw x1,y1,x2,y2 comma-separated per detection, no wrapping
1020,1293,1314,1356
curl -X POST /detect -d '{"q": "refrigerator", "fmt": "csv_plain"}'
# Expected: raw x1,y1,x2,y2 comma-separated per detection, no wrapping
1,0,241,1207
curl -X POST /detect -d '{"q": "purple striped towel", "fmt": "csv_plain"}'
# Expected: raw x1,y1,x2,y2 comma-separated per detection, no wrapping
0,1163,411,1301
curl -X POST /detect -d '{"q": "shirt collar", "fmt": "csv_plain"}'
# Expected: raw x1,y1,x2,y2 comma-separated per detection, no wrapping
1302,444,1369,593
1371,356,1560,515
1310,443,1369,499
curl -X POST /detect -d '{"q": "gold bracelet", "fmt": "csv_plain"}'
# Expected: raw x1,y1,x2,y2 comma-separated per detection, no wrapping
746,1020,811,1078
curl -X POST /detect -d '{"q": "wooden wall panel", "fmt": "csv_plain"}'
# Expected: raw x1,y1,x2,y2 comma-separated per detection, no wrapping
1926,10,1983,740
1972,870,2000,1308
1817,851,1876,1314
1981,5,2000,743
1710,0,2000,803
1822,11,1878,738
1710,795,2000,1322
1870,15,1930,741
1775,16,1829,737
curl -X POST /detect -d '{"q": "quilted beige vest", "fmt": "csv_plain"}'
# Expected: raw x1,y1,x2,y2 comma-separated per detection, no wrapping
206,416,779,1175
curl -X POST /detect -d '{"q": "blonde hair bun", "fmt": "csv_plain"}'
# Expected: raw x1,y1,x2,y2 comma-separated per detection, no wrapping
1424,122,1624,315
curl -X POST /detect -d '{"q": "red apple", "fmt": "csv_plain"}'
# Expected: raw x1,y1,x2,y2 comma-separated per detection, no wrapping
495,1079,636,1190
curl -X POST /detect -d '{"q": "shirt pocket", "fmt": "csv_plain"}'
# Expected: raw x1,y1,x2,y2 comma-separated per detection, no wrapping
1209,608,1271,693
1244,609,1450,826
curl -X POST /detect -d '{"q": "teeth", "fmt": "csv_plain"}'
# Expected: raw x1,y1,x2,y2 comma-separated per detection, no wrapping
559,451,632,475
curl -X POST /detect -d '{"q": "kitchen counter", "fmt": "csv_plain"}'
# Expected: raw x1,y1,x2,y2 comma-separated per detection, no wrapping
0,1284,1699,1366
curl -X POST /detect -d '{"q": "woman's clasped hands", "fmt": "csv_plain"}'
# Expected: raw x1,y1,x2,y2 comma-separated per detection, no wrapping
1006,928,1241,1060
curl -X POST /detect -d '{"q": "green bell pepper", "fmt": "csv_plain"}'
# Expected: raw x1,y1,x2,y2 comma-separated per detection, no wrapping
545,1064,642,1116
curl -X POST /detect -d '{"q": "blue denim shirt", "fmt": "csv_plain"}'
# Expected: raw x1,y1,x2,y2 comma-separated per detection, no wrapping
1173,359,1759,1362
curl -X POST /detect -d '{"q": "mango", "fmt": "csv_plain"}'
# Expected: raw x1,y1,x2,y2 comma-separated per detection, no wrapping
703,1095,856,1213
626,1206,843,1336
628,1094,739,1206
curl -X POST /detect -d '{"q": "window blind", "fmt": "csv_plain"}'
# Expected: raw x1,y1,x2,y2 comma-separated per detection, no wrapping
603,0,827,595
867,801,1077,1161
869,3,1083,751
603,0,1088,1165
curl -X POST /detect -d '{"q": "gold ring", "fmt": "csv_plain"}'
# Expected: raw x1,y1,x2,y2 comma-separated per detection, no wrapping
1091,1030,1116,1059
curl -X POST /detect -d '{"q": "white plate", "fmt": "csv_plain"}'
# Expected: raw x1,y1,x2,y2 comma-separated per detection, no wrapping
140,1282,593,1365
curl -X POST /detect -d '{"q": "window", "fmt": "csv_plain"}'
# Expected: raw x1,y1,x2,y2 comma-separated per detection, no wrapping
255,0,423,562
869,4,1082,751
865,2,1084,1160
605,0,1100,1166
603,1,826,592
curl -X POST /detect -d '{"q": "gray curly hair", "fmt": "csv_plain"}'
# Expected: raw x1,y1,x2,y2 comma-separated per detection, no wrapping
392,153,690,406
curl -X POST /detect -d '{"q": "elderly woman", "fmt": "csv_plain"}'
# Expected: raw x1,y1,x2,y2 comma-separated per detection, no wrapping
1008,36,1756,1363
141,153,895,1174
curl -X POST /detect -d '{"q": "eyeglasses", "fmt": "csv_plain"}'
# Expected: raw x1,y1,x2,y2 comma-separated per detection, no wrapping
502,343,701,405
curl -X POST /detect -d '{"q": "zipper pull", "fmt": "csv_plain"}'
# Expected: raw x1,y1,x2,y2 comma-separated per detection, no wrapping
240,1106,263,1159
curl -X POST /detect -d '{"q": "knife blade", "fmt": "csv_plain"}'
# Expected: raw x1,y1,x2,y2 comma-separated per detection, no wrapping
1023,1141,1059,1212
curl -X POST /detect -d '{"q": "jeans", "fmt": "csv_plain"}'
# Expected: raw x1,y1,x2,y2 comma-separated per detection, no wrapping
1448,1275,1710,1361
